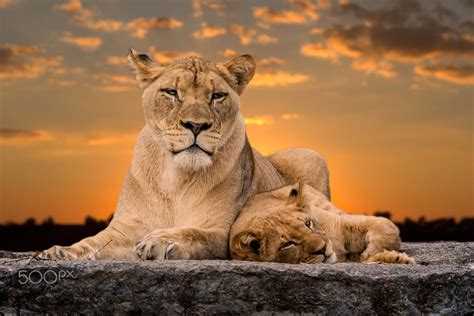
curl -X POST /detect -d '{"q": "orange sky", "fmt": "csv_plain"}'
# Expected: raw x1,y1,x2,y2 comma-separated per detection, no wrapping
0,0,473,224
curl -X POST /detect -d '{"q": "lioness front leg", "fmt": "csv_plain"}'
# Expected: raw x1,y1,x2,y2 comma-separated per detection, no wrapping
135,227,227,260
41,221,139,260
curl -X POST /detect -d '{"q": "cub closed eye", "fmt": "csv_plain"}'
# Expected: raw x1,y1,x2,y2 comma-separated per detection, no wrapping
161,88,177,96
211,92,227,100
280,240,297,250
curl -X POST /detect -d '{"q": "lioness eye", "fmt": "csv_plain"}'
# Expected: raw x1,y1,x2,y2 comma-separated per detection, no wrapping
305,219,314,230
280,241,297,250
162,88,177,96
211,92,226,100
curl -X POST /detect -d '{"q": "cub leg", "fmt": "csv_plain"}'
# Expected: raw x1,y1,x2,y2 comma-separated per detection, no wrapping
364,250,415,264
267,148,331,200
340,215,414,264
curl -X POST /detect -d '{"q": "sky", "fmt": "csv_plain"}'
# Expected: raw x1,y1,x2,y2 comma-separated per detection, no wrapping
0,0,473,224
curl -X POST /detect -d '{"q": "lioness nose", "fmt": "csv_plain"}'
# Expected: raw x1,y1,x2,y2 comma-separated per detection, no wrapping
180,120,212,136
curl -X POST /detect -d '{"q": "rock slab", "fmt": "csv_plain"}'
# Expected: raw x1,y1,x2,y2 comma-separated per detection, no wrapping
0,242,473,314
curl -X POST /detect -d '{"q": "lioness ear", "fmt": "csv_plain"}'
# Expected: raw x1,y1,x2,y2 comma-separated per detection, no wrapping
222,54,256,94
127,48,160,89
232,231,260,254
288,181,306,207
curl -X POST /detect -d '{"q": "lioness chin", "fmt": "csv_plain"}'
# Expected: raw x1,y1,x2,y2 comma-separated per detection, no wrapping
230,182,415,264
41,51,331,261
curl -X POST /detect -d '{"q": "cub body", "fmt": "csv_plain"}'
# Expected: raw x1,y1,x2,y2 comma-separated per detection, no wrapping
230,182,414,264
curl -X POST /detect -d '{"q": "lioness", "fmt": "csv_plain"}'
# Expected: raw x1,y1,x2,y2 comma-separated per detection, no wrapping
41,51,330,260
230,182,415,264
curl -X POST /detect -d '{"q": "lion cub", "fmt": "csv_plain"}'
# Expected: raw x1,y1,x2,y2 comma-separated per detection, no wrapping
230,182,414,264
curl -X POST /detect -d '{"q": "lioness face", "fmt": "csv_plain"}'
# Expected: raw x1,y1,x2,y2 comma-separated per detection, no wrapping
128,50,255,171
231,183,337,264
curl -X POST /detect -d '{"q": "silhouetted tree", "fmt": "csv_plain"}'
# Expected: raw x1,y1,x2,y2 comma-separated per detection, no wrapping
373,211,392,220
23,218,37,226
42,217,55,226
85,216,98,227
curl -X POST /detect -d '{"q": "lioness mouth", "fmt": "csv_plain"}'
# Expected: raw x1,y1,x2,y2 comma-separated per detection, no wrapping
172,143,212,156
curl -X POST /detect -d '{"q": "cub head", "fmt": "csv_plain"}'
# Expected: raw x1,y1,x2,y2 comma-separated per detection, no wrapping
128,49,255,171
231,182,336,264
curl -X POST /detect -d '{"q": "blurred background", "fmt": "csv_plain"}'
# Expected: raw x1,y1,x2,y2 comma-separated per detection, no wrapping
0,0,472,249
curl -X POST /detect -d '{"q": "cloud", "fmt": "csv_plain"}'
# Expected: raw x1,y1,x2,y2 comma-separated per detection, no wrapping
0,128,53,143
415,62,474,85
106,56,127,66
55,0,122,32
0,0,19,9
300,42,338,61
193,23,278,46
351,58,396,79
288,0,332,21
125,17,183,38
281,113,300,120
300,0,474,81
60,32,102,51
149,46,199,63
244,113,301,125
99,85,134,92
56,0,182,38
256,33,278,45
253,6,309,26
252,70,309,87
52,66,85,76
220,48,237,58
95,74,135,84
94,74,136,92
244,115,275,126
192,0,226,17
256,57,286,67
193,22,227,39
230,25,257,45
220,50,286,68
0,44,62,79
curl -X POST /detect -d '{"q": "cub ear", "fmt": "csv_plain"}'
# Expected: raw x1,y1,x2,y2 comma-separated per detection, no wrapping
221,54,256,94
127,48,160,89
288,181,306,207
231,231,261,256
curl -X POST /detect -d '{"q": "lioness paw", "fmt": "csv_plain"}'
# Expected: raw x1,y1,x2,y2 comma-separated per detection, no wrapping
40,245,94,260
134,232,191,260
364,250,415,264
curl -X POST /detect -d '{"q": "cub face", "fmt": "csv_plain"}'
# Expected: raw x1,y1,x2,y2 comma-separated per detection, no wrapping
128,49,255,171
231,182,337,264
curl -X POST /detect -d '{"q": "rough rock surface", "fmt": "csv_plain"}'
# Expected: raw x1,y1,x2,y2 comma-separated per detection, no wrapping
0,242,472,314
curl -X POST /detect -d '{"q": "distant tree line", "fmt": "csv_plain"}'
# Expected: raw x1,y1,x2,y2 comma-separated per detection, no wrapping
1,212,472,251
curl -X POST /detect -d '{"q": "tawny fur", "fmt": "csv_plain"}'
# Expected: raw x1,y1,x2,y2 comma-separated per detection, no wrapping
41,52,330,260
230,183,415,264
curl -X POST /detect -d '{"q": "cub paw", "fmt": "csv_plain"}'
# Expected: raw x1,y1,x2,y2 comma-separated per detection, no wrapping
134,232,191,260
365,250,415,264
40,245,95,260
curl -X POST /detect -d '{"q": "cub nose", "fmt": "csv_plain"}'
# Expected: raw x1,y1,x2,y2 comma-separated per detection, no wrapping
180,120,212,136
310,244,326,257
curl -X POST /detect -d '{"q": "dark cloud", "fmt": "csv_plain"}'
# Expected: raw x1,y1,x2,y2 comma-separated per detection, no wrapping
0,44,62,79
0,128,43,139
301,0,474,82
415,62,474,84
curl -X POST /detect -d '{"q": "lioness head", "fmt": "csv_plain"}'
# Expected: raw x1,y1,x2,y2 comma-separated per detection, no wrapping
231,182,337,264
128,49,255,171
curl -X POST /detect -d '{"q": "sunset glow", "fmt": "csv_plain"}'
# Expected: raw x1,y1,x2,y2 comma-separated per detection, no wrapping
1,0,472,224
